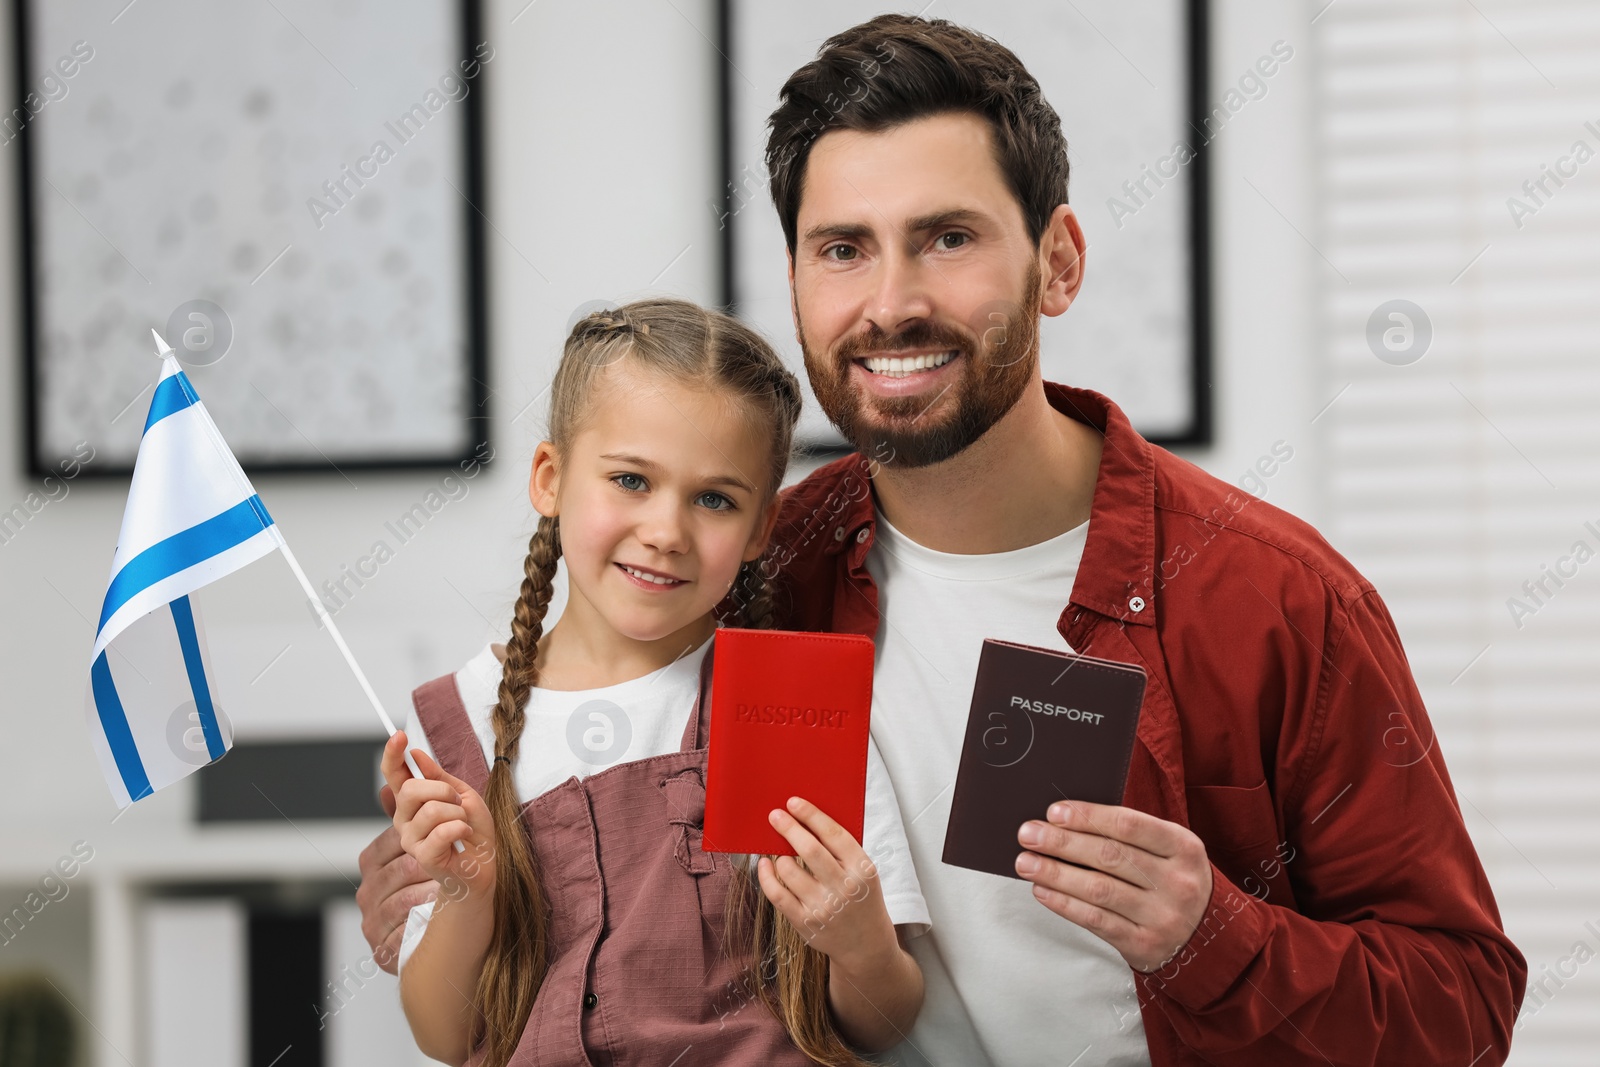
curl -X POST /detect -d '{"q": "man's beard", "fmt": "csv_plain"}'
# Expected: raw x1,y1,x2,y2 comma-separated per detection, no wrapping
798,261,1042,469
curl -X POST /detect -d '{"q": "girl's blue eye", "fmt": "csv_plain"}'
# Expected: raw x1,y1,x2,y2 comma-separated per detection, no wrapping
612,474,732,509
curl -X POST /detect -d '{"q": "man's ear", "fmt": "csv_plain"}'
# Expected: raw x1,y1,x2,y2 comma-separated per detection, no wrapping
528,441,561,517
1039,204,1086,319
743,493,785,563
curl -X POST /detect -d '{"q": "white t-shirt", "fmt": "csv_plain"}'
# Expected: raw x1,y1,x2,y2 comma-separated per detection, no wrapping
397,634,930,971
866,510,1152,1067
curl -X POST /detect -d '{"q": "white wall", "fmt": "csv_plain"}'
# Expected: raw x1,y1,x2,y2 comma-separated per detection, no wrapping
1182,1,1319,519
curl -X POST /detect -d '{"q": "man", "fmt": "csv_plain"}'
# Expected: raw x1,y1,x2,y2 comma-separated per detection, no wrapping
359,15,1524,1065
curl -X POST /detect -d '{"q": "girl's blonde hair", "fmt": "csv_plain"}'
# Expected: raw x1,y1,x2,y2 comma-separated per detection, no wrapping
473,299,874,1066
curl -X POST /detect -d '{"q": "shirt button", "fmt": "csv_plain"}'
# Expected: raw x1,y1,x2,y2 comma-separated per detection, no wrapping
855,527,870,544
1129,596,1146,613
834,526,846,541
583,992,598,1009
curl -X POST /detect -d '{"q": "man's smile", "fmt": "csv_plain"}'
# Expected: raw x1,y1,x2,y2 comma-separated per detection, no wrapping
849,348,963,397
856,349,960,378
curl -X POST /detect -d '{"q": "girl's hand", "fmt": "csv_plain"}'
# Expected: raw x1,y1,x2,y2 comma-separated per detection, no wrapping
379,732,498,905
756,796,898,978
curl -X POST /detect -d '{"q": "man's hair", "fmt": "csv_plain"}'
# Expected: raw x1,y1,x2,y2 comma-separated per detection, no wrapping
765,14,1070,255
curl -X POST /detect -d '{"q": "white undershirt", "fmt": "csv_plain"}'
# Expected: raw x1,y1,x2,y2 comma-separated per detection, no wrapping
866,509,1151,1067
397,634,930,971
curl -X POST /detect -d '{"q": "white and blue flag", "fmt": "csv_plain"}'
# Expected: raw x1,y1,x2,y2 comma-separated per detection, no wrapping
86,334,283,807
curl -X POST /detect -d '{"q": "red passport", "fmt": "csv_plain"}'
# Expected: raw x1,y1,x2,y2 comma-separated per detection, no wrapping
702,628,874,856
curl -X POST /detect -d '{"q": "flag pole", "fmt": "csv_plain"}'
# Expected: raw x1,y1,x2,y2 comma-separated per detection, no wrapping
274,525,464,850
151,331,462,848
274,537,403,737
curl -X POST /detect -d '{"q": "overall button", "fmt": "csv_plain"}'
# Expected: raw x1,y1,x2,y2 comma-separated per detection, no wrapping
833,526,846,541
582,992,598,1009
855,527,870,544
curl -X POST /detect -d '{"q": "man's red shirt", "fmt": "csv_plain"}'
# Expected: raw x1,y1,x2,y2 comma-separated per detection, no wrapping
749,383,1525,1066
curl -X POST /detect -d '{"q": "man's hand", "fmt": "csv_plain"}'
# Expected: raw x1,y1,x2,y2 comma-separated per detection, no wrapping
357,755,441,976
1014,800,1213,973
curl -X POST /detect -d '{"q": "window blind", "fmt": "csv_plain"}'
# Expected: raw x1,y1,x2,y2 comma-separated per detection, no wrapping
1315,1,1600,1059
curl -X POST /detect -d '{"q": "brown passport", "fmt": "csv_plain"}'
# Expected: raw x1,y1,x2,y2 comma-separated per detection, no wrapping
942,638,1146,879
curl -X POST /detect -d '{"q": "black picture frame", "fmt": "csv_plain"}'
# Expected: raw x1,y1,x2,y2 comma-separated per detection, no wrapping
716,0,1212,452
14,0,492,479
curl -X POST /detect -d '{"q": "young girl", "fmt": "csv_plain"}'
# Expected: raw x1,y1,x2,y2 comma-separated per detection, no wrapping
380,299,928,1066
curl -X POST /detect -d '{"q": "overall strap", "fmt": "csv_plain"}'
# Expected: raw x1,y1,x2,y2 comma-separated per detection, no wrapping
410,675,491,796
677,640,715,753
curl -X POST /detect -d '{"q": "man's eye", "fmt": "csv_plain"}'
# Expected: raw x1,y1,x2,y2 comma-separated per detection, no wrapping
824,244,857,262
614,473,646,492
936,232,968,250
696,491,735,511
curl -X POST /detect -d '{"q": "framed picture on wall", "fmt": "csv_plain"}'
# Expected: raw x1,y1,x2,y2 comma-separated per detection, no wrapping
719,0,1211,449
15,0,491,477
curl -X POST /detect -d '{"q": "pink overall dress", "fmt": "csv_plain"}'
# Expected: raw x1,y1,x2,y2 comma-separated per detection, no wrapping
410,649,818,1066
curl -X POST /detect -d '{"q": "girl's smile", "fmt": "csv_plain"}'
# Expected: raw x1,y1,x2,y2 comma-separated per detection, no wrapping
614,561,689,589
